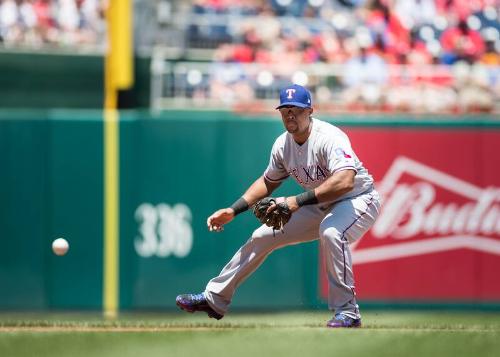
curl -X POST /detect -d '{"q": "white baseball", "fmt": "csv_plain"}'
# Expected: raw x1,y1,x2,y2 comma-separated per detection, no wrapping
52,238,69,256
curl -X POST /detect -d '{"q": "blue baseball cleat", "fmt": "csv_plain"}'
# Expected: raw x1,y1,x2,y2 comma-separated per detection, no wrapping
176,293,224,320
326,314,362,328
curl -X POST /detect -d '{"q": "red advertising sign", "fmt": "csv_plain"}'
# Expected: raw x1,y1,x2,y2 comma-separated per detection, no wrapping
320,128,500,301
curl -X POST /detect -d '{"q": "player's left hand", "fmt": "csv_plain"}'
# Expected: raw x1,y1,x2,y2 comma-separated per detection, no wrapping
253,197,293,232
266,197,299,214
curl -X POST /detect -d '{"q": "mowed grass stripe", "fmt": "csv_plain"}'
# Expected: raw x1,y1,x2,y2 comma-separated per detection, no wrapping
0,326,499,333
1,312,500,357
1,311,500,334
2,311,500,327
1,328,500,357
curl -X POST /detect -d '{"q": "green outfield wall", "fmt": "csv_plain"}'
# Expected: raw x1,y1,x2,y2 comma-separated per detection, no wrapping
0,52,150,109
1,110,499,311
0,110,318,310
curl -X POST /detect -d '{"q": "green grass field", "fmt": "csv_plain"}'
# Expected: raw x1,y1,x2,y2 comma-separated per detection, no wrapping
1,311,500,357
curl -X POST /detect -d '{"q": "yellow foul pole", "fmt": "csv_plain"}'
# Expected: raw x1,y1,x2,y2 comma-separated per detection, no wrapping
104,0,133,318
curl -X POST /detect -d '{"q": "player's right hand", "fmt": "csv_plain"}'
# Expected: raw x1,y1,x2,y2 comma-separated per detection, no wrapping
207,208,235,232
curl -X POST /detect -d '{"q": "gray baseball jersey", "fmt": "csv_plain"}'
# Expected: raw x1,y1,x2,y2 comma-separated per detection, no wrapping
264,118,374,201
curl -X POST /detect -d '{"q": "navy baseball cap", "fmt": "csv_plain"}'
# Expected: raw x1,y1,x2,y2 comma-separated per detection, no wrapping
276,84,312,109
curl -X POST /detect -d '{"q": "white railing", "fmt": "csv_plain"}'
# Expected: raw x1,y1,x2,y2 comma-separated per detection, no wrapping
151,48,500,114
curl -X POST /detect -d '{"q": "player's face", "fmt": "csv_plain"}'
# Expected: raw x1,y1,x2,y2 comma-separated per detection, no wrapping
278,106,312,135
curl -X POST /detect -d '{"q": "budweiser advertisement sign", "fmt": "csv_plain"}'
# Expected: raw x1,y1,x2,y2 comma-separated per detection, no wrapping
320,129,500,301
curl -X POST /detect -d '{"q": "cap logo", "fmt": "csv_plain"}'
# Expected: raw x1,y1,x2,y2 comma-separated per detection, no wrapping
286,88,296,99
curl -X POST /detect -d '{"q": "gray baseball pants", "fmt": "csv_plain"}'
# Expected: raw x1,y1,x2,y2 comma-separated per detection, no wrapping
205,189,381,319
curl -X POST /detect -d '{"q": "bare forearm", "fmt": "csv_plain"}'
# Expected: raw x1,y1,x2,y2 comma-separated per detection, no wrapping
313,170,355,203
242,176,280,206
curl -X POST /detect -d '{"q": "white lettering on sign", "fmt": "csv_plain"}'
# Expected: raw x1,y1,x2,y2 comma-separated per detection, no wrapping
373,183,500,239
134,203,193,258
352,156,500,265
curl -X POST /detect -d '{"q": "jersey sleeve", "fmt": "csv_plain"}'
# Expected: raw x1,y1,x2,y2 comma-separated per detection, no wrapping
263,139,289,183
324,135,358,174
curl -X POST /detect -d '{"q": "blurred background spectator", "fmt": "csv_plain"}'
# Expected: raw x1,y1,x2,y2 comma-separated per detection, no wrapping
341,34,389,109
440,17,486,64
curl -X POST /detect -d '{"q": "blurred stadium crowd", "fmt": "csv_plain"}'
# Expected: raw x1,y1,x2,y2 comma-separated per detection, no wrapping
187,0,498,66
170,0,500,113
1,0,499,113
0,0,104,48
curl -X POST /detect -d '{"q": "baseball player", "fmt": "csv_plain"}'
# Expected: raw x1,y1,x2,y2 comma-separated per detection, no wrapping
176,84,380,328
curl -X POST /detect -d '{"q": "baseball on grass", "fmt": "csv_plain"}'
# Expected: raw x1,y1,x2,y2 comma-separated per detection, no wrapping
52,238,69,256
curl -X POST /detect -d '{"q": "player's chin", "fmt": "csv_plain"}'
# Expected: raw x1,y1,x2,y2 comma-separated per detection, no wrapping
285,124,298,133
